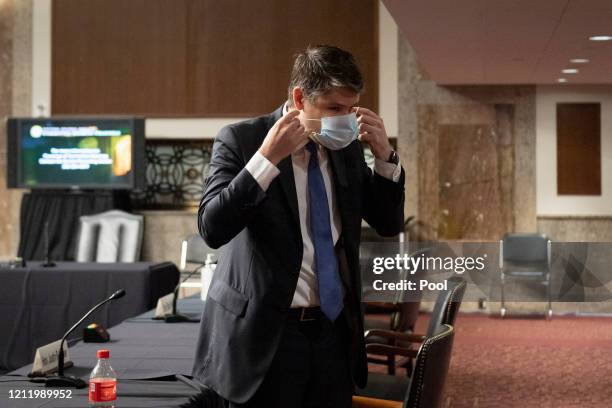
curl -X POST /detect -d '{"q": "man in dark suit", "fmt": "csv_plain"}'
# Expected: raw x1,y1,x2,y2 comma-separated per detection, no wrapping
193,45,404,407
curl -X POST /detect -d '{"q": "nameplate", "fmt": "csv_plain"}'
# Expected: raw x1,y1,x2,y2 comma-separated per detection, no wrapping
154,293,174,318
31,339,72,376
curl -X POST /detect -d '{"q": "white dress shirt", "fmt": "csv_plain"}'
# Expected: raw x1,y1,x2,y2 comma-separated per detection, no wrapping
245,105,401,307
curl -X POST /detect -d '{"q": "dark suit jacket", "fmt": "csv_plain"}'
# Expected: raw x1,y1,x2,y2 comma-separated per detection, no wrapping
192,105,405,403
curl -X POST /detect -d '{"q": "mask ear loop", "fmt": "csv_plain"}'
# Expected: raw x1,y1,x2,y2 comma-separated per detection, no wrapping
304,119,322,142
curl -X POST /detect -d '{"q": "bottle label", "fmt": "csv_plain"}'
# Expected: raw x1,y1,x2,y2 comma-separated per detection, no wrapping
89,378,117,402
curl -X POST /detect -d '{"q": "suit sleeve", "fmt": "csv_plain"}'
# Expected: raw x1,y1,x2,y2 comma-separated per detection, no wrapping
361,148,406,237
198,126,267,249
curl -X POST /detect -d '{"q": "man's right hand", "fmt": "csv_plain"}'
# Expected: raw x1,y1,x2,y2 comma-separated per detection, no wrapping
258,110,310,165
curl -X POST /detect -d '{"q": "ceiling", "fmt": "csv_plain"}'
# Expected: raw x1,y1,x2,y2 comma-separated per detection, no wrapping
383,0,612,84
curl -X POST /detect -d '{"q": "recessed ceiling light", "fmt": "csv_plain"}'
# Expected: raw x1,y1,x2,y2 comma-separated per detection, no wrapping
589,35,612,41
570,58,589,64
558,78,568,83
562,68,579,74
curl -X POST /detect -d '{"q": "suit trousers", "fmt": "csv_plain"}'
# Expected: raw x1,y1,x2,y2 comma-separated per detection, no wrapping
227,312,353,408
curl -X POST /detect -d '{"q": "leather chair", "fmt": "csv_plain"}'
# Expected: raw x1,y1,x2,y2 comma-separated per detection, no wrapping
365,247,431,375
353,324,455,408
500,233,552,319
365,277,466,375
75,210,144,262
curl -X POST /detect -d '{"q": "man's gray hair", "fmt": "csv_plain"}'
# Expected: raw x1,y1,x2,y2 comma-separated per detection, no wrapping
287,45,364,107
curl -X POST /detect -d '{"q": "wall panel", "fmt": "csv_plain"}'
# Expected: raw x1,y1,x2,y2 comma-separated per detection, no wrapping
556,103,601,195
52,0,378,117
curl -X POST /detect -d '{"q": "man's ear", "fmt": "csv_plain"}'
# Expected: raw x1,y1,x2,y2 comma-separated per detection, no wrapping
292,87,305,110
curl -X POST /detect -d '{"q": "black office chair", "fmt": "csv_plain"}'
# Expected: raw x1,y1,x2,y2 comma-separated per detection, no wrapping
500,233,552,319
365,277,466,375
365,248,431,375
353,324,455,408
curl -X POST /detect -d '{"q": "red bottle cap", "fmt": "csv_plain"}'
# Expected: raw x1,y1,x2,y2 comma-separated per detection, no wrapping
97,349,110,359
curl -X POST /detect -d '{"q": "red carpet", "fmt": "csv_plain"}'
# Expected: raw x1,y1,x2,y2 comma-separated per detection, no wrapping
368,313,612,407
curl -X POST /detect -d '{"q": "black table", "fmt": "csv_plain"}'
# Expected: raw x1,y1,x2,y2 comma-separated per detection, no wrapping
0,262,179,372
0,298,205,408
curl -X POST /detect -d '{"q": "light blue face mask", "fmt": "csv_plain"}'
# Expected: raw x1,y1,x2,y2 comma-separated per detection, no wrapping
308,112,359,150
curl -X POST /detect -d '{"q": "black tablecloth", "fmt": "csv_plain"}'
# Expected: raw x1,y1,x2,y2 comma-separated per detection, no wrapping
0,262,179,371
1,298,207,408
10,297,203,380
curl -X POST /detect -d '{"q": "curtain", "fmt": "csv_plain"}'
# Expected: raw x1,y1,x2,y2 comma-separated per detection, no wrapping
17,191,131,261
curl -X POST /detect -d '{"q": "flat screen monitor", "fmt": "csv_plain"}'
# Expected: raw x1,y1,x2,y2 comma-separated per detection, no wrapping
6,117,145,190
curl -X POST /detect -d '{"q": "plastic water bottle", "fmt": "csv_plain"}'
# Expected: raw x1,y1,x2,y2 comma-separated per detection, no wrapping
89,349,117,407
201,253,216,300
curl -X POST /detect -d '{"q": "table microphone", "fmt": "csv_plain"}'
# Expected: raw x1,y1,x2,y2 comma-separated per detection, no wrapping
165,266,204,323
42,221,55,267
43,289,126,388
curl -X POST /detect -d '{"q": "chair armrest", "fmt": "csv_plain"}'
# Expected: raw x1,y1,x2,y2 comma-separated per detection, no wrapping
365,329,426,343
366,343,418,358
352,396,403,408
365,302,399,312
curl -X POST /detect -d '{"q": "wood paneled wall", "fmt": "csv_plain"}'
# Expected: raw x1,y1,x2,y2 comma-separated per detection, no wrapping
52,0,378,117
556,103,601,195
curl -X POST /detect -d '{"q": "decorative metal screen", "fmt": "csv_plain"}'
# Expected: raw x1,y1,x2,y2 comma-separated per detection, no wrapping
131,140,213,209
131,140,393,209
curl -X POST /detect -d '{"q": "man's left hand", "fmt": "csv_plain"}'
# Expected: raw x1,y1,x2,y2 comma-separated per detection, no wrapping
353,107,393,161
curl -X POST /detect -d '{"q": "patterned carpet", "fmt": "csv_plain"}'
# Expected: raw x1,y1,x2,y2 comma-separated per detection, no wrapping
368,313,612,407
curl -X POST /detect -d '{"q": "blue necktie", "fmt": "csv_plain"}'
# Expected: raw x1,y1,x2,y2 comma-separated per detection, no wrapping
306,141,343,321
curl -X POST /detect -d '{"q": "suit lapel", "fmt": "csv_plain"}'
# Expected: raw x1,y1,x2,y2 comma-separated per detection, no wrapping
277,157,300,229
329,148,358,301
328,148,350,227
328,149,348,189
266,105,301,230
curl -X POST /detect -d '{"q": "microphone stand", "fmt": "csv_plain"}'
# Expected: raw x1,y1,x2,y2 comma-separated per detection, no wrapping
165,265,206,323
42,221,56,267
43,289,126,388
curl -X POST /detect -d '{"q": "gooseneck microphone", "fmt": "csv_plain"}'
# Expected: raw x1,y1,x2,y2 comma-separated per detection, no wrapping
43,289,126,388
42,221,56,268
164,266,204,323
